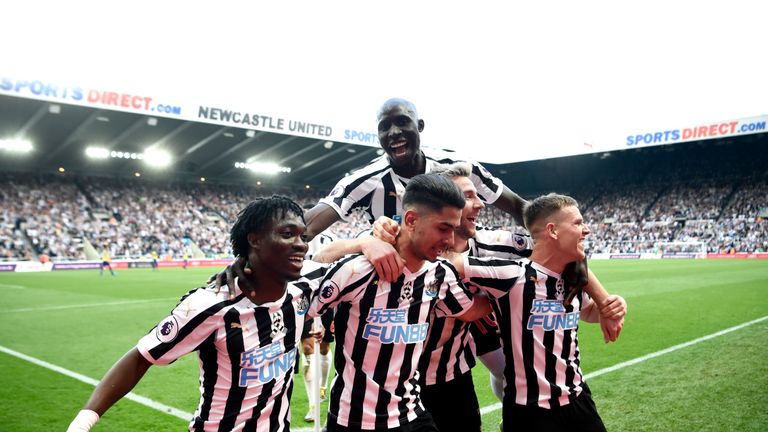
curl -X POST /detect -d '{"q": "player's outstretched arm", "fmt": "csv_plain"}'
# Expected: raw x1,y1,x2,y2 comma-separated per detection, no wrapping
313,236,404,282
456,293,493,322
304,203,342,241
67,348,152,431
491,186,528,226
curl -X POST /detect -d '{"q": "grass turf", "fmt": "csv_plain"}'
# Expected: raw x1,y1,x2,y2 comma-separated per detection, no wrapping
0,259,766,431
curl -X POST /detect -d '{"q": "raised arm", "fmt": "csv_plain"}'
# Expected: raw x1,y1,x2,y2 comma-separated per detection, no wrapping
489,186,528,226
313,235,404,283
304,202,343,241
67,348,152,431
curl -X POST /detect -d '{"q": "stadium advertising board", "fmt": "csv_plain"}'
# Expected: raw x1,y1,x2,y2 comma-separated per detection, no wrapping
1,74,765,163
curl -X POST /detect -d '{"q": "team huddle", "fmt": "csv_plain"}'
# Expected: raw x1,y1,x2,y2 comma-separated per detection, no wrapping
68,99,627,432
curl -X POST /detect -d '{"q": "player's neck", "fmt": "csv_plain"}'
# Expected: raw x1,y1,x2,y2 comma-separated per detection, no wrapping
395,233,426,273
529,248,567,275
238,274,288,305
391,151,426,179
451,235,470,254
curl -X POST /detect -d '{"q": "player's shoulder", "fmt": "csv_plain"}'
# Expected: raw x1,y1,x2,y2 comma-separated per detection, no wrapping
434,257,462,279
172,284,237,313
325,253,373,280
340,155,392,180
423,147,470,164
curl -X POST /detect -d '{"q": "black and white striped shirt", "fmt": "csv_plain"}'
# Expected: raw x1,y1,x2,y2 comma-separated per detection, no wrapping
137,269,327,431
309,255,475,429
319,149,504,223
419,226,533,385
463,257,591,409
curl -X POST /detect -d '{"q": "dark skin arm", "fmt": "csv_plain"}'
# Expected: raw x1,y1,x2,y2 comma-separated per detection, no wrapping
303,202,342,242
81,348,152,415
490,186,528,226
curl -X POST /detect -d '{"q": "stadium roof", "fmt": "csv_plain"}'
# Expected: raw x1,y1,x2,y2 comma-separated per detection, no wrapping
0,94,382,189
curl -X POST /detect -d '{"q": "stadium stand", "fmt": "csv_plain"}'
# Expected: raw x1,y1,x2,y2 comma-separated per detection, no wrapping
1,133,765,261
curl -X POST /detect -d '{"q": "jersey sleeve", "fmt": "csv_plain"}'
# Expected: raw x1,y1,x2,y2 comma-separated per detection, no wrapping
318,160,386,220
136,289,226,365
463,255,526,299
307,256,373,318
469,161,504,205
433,261,476,318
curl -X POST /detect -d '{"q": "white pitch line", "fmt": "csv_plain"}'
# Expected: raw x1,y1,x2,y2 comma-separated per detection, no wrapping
4,316,766,427
4,297,179,313
0,283,26,289
480,315,768,416
0,345,193,421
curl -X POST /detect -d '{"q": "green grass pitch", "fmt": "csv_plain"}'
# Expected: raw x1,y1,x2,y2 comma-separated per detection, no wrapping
1,259,766,431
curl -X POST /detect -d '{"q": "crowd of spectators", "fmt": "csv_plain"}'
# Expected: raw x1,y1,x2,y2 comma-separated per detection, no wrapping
0,166,765,261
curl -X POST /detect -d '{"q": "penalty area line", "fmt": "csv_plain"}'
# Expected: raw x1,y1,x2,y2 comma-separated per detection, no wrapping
480,315,768,416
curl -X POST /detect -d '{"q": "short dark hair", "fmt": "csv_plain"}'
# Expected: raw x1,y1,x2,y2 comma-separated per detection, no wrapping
403,173,465,213
230,195,304,257
523,193,579,235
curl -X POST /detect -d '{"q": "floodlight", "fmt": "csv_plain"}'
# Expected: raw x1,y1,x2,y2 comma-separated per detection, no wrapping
324,141,334,149
0,139,33,153
86,146,110,159
245,130,256,138
49,104,61,114
234,161,291,174
143,148,171,167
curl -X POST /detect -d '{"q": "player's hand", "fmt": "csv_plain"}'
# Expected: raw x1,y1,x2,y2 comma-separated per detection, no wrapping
372,216,400,244
600,316,625,343
211,257,252,298
599,295,627,321
361,237,404,283
599,295,626,342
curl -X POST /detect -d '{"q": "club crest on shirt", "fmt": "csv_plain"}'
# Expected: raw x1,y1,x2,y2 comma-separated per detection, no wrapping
156,316,179,343
296,294,309,316
556,279,565,298
271,311,286,338
424,279,439,298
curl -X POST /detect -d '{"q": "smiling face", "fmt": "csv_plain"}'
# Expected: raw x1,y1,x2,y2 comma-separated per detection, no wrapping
408,205,462,262
452,176,485,240
552,205,590,262
377,101,424,171
249,211,309,282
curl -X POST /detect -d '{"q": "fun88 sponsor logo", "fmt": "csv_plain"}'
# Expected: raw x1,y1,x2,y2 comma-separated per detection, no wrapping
527,299,580,331
239,343,297,386
362,308,429,344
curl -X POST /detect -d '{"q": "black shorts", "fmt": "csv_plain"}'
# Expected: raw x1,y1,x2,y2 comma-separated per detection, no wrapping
326,411,439,432
503,384,606,432
469,312,502,356
419,370,481,432
302,309,335,343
